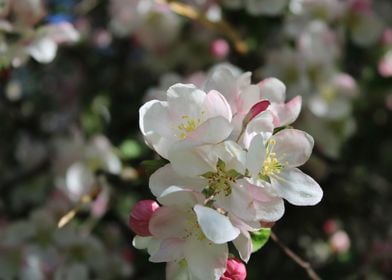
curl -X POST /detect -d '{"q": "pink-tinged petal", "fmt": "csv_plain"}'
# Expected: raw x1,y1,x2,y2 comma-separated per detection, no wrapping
149,206,187,239
271,129,314,168
204,67,237,111
168,143,217,177
241,111,274,149
159,188,205,208
219,179,285,222
221,258,247,280
149,164,207,197
233,234,252,263
166,260,189,280
258,78,286,103
129,200,160,236
149,238,185,263
269,95,302,127
204,90,232,121
242,100,270,126
229,214,261,233
237,84,260,114
194,205,240,244
378,51,392,77
187,116,233,145
184,239,228,280
271,168,323,206
246,134,266,177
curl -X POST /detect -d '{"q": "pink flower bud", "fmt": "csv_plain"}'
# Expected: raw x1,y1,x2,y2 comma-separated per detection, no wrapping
220,258,247,280
211,39,230,59
129,200,160,236
330,230,351,253
243,100,270,126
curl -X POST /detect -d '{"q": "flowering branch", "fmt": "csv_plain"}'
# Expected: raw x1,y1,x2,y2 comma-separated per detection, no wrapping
156,0,248,54
271,231,322,280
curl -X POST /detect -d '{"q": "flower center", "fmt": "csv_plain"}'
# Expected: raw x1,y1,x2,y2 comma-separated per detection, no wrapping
259,139,283,179
203,160,240,197
177,115,201,139
321,86,337,104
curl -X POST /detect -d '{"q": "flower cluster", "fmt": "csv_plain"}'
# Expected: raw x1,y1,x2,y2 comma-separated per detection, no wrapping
130,66,323,279
0,0,79,68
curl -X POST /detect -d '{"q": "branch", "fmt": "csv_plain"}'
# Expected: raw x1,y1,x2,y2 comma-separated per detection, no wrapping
271,231,322,280
156,0,248,54
57,186,101,228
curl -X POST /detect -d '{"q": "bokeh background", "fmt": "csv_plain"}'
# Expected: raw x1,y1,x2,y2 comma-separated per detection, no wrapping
0,0,391,279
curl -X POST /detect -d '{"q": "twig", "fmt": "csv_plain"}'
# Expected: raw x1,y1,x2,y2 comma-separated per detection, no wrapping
57,186,101,228
156,0,248,54
271,231,322,280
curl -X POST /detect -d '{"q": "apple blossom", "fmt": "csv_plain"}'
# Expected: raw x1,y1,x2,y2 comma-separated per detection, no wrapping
139,83,233,159
136,69,323,279
246,129,323,206
148,189,240,280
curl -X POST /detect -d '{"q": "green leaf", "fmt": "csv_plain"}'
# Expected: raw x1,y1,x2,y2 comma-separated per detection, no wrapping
119,140,142,159
141,159,168,174
251,228,271,253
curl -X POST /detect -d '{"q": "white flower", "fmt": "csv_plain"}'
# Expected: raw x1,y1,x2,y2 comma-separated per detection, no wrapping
147,189,240,280
150,141,285,223
246,129,323,206
139,83,233,159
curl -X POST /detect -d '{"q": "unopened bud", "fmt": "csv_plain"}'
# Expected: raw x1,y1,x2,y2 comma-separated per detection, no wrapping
129,200,159,236
243,100,270,126
220,258,247,280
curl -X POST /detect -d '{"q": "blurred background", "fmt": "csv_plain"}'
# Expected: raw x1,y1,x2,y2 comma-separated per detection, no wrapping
0,0,391,279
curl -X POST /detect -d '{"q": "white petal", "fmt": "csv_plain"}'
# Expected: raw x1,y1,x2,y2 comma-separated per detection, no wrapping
259,77,286,103
149,238,185,263
271,168,323,206
204,67,237,111
238,84,260,114
204,90,232,121
194,205,240,244
28,38,57,63
65,162,94,201
271,129,314,168
139,100,174,158
149,207,187,239
166,261,189,280
159,188,204,208
149,164,207,197
270,95,302,126
233,233,252,262
132,236,152,250
217,179,284,222
167,83,206,120
169,143,217,177
188,117,233,145
246,134,266,177
213,141,246,174
242,111,274,149
184,239,227,280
